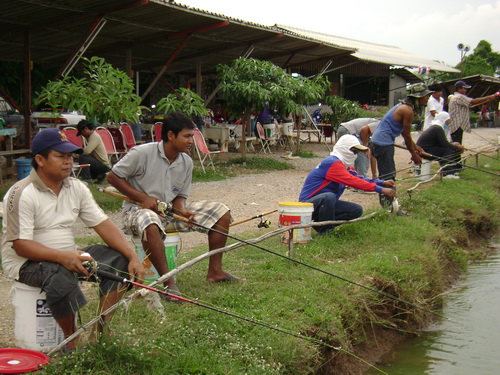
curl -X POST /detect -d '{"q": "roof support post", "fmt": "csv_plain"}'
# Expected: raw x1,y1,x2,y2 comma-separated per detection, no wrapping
23,31,32,149
55,17,107,79
140,35,191,103
204,46,254,107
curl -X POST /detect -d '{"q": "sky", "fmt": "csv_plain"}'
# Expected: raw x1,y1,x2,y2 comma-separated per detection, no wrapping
178,0,500,68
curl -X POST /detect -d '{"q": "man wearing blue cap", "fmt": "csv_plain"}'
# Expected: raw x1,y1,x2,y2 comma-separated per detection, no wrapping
1,128,144,352
448,80,499,144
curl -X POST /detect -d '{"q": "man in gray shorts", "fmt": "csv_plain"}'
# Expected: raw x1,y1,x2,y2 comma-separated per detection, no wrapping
108,112,243,298
1,128,145,352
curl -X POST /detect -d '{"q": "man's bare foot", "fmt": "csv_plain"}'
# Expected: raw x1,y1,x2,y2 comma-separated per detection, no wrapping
206,272,246,283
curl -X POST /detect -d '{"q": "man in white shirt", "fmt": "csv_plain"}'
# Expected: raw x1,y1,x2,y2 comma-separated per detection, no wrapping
423,84,444,131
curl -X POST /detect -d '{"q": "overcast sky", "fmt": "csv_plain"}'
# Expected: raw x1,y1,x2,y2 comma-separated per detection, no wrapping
178,0,500,68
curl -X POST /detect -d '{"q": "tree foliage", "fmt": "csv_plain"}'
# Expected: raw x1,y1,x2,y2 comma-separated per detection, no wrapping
35,56,143,124
156,88,209,119
458,40,500,77
216,58,329,116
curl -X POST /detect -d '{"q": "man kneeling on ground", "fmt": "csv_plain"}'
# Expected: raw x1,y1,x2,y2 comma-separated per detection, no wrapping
1,128,145,352
299,135,396,235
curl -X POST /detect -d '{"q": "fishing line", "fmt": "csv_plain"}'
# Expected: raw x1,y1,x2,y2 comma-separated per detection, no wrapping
99,190,448,320
89,266,389,374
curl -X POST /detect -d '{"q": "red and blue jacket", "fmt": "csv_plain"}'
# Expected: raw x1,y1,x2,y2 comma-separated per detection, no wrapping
299,155,385,201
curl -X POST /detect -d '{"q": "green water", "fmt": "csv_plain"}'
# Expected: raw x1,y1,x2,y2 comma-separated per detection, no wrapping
367,243,500,375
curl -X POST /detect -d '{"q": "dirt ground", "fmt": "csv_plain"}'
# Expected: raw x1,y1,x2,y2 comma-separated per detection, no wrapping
0,128,498,357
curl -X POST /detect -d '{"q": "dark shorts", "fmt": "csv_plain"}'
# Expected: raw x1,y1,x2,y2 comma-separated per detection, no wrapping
18,244,129,320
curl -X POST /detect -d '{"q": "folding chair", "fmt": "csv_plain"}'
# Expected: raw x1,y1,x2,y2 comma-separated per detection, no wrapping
61,127,89,177
256,122,272,154
107,127,127,152
193,128,222,173
151,122,162,142
95,127,126,163
120,123,138,150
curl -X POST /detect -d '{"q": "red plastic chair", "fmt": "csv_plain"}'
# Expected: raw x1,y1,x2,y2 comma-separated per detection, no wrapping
96,127,126,163
107,127,127,152
151,122,162,142
61,127,83,147
193,128,222,173
120,123,138,150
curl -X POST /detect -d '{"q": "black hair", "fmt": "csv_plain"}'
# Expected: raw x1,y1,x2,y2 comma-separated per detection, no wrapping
161,112,195,142
428,83,443,92
31,148,51,170
77,119,94,131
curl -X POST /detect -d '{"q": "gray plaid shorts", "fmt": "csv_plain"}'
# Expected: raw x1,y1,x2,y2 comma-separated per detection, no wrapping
122,200,232,238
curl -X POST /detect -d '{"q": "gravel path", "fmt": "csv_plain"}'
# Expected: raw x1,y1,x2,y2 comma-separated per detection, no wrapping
0,128,498,348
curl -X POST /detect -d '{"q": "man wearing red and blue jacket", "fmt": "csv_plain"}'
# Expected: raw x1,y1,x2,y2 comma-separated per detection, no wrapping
299,135,396,234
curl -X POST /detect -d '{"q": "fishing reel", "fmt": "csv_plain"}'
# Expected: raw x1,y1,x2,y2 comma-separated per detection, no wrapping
157,200,173,217
81,252,99,279
257,219,271,228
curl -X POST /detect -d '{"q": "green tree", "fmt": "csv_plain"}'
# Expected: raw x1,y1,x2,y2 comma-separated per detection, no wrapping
458,40,500,77
216,57,328,155
35,56,143,124
156,88,208,119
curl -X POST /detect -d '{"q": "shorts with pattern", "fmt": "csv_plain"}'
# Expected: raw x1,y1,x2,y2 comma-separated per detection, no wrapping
122,200,231,239
18,244,130,320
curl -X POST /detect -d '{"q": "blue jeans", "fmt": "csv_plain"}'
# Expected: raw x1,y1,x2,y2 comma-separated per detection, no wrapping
306,193,363,234
372,143,395,208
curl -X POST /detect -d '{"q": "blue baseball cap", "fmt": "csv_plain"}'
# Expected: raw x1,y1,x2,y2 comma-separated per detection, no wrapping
32,128,83,155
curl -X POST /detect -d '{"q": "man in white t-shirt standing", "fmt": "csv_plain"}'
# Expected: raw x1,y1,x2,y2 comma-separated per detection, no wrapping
423,84,444,131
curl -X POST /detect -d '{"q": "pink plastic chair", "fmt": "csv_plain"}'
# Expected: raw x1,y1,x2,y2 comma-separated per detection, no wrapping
96,127,126,163
193,128,222,173
120,123,138,150
151,122,162,142
61,127,83,147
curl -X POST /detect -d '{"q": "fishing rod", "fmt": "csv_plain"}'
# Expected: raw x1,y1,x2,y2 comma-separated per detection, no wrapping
394,144,499,177
87,265,388,374
99,188,447,320
89,267,341,349
230,209,277,228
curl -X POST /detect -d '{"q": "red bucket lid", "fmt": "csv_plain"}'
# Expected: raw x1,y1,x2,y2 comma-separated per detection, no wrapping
0,348,50,374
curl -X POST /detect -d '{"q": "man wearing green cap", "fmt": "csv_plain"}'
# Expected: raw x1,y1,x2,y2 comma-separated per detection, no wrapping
371,83,430,207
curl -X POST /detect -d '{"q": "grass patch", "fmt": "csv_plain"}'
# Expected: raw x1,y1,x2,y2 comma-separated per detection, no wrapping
39,156,499,374
294,151,317,158
224,156,294,171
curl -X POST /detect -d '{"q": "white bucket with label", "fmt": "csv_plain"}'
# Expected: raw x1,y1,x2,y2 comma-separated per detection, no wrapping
132,232,180,283
11,281,64,352
278,202,314,244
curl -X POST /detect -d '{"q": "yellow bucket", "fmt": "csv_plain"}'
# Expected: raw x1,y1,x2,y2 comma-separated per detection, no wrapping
278,202,314,244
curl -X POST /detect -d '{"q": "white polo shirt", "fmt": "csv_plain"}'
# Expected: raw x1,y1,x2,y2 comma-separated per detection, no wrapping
111,141,193,211
1,169,108,280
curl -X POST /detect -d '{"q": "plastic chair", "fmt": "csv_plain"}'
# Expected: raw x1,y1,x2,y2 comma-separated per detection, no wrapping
120,123,138,150
61,127,83,147
280,122,298,151
193,128,222,173
151,122,162,142
107,127,127,152
95,127,126,163
256,122,272,154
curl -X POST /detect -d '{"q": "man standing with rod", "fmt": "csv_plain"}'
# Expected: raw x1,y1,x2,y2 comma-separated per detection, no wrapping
448,80,499,144
107,112,243,300
370,83,429,207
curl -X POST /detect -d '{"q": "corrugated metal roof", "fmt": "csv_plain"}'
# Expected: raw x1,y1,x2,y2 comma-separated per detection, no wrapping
276,25,460,74
0,0,354,74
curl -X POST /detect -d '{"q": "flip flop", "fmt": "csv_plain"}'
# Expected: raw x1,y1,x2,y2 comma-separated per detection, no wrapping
212,273,245,283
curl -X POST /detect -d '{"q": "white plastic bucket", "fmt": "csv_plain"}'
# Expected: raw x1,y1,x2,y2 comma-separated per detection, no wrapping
11,281,64,352
420,160,432,180
278,202,314,244
132,232,180,283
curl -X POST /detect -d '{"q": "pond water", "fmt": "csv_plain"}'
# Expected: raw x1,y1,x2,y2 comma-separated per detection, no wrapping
367,240,500,375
